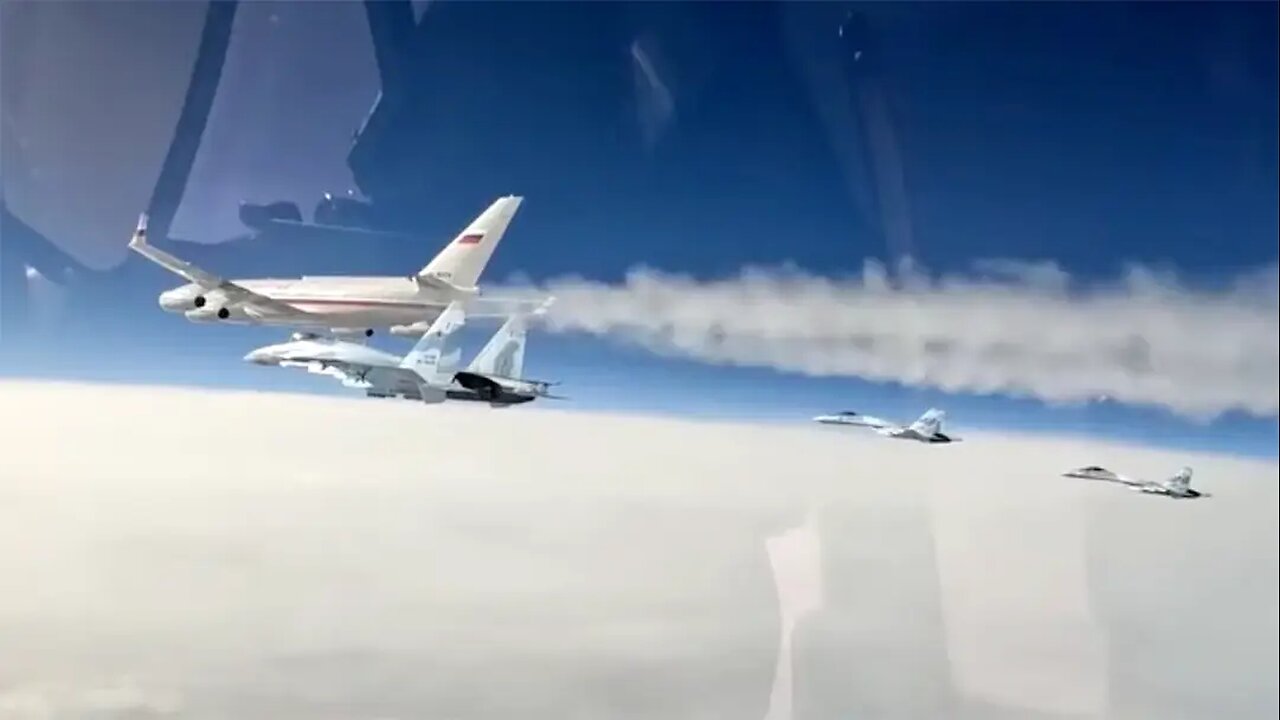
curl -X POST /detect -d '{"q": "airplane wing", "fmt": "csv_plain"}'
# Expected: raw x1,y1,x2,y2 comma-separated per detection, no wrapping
846,414,898,430
1062,466,1145,487
377,366,449,402
279,358,379,384
415,273,478,296
282,359,445,401
1107,472,1145,487
128,214,314,320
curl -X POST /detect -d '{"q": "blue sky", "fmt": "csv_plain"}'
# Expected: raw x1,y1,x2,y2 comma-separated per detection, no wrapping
2,1,1277,457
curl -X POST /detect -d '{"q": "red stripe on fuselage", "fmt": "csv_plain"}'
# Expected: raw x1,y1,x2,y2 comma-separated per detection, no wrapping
272,297,434,309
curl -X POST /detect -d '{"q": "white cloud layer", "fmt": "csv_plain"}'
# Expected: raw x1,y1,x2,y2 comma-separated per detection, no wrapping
504,260,1280,420
1,381,1276,719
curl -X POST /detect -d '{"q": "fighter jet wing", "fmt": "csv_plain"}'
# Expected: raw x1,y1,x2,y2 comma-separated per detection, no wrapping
844,413,898,430
277,358,376,383
128,213,315,320
378,366,449,402
281,359,444,401
1061,465,1145,487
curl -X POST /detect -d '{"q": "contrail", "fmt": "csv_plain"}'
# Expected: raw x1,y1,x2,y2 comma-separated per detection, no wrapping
500,260,1279,421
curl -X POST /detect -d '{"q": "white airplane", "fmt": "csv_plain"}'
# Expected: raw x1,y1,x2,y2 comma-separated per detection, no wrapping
244,300,564,407
812,407,959,444
1061,465,1207,499
130,195,539,339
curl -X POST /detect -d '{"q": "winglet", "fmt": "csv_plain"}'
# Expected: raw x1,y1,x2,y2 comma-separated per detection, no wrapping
130,213,149,249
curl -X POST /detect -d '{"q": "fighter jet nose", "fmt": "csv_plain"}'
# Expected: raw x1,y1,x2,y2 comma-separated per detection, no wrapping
243,350,273,365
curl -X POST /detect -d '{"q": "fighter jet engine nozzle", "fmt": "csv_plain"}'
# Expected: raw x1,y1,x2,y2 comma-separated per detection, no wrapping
193,295,206,308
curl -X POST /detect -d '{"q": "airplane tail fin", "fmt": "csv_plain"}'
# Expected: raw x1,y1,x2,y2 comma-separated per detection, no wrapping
466,310,529,380
908,408,945,436
1169,466,1193,492
417,195,523,291
129,213,149,248
400,301,467,381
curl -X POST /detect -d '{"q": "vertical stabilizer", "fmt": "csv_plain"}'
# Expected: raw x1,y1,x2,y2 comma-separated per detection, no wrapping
1168,466,1193,493
908,408,945,437
467,312,528,379
400,301,467,381
417,195,524,290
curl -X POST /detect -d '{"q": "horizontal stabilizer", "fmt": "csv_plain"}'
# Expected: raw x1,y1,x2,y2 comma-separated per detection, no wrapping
416,273,478,296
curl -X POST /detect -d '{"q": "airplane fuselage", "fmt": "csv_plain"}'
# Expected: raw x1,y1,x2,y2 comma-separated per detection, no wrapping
364,377,538,405
1061,466,1204,498
243,337,403,367
159,276,456,331
813,413,955,444
878,427,955,444
1135,485,1203,499
245,337,542,406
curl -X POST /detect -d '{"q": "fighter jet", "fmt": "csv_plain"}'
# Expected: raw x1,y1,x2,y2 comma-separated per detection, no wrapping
812,408,958,444
129,195,543,339
244,300,563,407
1061,465,1207,499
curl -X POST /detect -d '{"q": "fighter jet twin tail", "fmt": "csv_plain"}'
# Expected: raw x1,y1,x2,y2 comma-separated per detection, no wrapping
129,196,1210,487
1060,465,1207,499
130,195,562,407
245,300,563,407
813,408,958,444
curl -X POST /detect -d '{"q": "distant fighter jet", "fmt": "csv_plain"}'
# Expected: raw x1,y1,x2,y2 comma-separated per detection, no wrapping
1061,465,1207,499
812,408,958,444
129,195,543,339
244,300,564,407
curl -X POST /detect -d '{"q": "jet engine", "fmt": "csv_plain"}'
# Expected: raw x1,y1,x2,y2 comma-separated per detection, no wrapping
330,327,375,339
389,321,433,337
185,305,234,322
